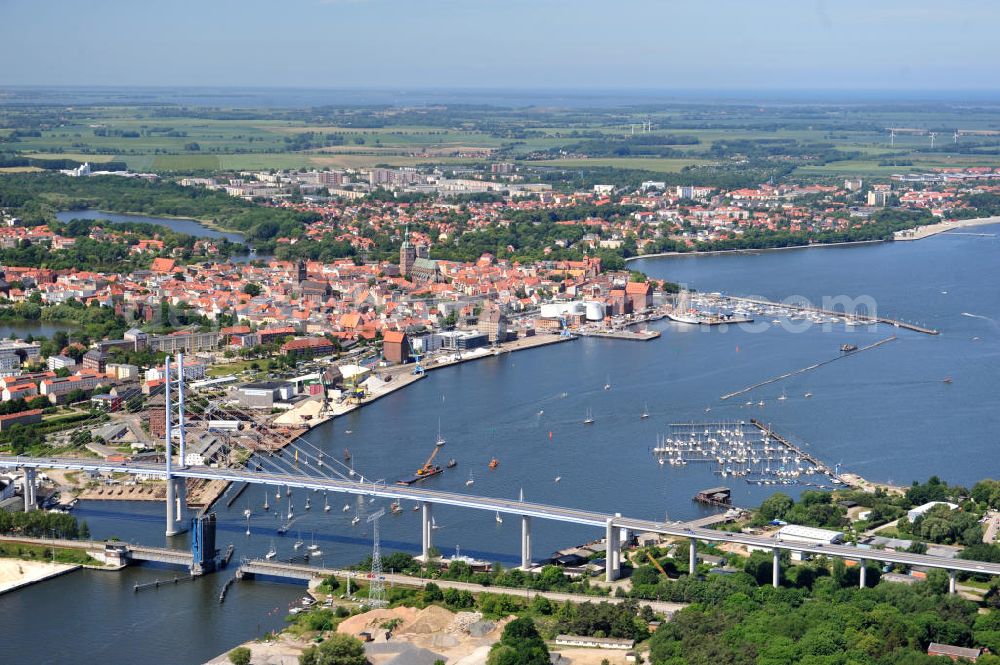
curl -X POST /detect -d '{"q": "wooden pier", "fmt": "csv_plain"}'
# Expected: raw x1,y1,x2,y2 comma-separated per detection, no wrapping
218,575,235,603
749,419,834,477
224,482,249,508
134,575,196,593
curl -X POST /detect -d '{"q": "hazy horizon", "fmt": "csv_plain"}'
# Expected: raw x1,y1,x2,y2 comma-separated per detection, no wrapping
2,0,998,93
3,85,1000,109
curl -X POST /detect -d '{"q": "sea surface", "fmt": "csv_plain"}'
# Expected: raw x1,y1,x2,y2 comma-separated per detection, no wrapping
2,225,999,663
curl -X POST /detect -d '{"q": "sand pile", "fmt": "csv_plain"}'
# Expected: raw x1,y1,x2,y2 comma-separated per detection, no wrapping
336,606,419,636
400,605,456,635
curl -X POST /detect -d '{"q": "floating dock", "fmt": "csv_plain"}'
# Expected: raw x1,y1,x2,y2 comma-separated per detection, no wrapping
396,467,444,486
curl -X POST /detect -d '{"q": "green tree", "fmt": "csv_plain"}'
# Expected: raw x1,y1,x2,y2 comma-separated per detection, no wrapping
228,646,252,665
423,581,444,603
757,493,794,522
298,633,366,665
488,617,550,665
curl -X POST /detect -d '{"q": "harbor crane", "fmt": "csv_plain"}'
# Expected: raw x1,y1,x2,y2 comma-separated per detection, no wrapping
417,445,442,477
645,551,671,578
408,337,425,375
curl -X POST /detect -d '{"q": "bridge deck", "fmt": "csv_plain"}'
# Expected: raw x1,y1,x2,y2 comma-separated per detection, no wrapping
3,456,999,578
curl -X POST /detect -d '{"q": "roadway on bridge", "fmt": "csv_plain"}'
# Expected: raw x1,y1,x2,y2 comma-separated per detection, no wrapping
4,456,999,579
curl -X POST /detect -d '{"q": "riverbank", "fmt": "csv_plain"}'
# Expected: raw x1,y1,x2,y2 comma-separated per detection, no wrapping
892,215,1000,241
627,239,884,262
0,559,79,595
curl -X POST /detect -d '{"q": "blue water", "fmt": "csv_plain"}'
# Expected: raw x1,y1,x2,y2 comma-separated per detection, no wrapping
0,320,74,339
3,225,999,663
55,209,246,243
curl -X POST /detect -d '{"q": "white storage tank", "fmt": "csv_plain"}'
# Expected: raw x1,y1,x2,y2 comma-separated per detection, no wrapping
540,303,564,319
585,301,606,321
567,302,587,317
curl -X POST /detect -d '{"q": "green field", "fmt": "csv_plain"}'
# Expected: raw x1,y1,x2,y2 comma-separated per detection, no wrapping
533,157,714,173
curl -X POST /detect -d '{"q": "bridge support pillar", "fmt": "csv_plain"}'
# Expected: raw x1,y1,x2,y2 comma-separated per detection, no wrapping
949,570,957,595
689,539,697,575
772,549,780,588
164,478,188,537
859,559,867,588
521,516,532,570
163,355,187,537
605,518,619,582
613,512,622,577
23,467,36,512
421,502,432,561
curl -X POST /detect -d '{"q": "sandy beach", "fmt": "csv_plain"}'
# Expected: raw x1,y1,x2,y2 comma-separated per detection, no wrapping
893,215,1000,241
0,559,79,595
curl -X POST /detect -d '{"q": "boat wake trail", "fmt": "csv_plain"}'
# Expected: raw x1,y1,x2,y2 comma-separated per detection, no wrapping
962,312,997,323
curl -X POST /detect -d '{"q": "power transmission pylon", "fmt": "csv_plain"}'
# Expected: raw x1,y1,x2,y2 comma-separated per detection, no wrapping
366,508,387,607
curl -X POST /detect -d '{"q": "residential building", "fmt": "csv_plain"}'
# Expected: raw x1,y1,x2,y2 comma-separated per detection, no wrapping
47,355,77,370
477,310,508,343
281,337,335,359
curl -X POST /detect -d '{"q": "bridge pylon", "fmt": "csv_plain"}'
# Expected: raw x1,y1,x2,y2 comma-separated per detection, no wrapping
164,354,188,537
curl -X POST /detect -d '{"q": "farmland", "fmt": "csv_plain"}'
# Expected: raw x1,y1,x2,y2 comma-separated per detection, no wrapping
2,91,1000,182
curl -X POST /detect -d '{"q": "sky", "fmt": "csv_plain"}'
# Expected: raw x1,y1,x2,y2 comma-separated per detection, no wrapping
1,0,998,93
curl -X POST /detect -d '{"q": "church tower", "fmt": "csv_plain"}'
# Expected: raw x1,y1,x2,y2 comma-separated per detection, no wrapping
400,226,416,279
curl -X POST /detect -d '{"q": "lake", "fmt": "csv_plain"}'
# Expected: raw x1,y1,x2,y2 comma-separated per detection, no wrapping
55,209,247,244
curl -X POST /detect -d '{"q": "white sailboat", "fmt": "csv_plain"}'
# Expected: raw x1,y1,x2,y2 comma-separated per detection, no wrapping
778,389,787,401
584,408,594,425
495,511,503,524
640,403,649,420
307,532,320,552
263,493,269,511
431,516,441,530
293,531,304,550
466,471,475,486
245,514,251,536
244,502,252,519
604,374,611,390
324,494,331,512
342,503,351,512
435,418,446,447
265,541,277,559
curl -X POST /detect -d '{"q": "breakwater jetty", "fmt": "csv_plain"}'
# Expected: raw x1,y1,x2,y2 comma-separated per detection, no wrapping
720,335,898,400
